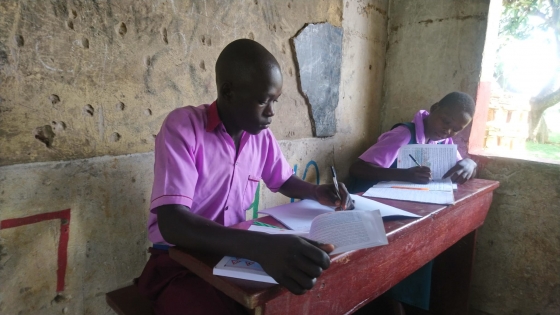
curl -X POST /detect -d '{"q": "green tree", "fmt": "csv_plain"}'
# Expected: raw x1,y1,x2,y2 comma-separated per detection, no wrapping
500,0,560,142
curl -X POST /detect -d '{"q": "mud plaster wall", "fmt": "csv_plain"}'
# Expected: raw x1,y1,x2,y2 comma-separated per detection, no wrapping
383,1,560,314
0,0,388,314
0,0,343,165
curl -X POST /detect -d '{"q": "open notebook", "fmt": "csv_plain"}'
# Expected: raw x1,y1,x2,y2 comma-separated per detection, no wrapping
258,194,420,232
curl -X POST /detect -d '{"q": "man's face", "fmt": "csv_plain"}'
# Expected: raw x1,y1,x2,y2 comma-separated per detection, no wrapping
229,66,283,135
424,104,472,141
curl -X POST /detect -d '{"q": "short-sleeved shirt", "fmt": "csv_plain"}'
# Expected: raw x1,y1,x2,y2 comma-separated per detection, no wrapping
359,110,460,167
148,101,293,244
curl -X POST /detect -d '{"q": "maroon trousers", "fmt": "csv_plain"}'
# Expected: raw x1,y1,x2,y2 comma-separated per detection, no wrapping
136,248,248,315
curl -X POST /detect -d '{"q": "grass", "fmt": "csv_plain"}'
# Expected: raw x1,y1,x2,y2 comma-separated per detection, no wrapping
525,142,560,160
525,132,560,161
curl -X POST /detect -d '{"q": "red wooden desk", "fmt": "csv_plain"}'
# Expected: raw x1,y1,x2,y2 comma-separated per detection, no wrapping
169,179,499,315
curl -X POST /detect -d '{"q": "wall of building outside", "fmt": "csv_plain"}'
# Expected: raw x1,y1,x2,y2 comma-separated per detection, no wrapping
383,0,560,314
0,0,388,314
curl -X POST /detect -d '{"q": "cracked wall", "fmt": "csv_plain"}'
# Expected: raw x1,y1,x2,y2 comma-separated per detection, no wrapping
0,0,389,314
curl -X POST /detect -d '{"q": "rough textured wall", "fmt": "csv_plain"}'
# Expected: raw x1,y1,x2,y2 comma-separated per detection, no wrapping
383,1,560,314
0,0,342,166
383,0,489,156
471,158,560,315
0,0,388,314
0,154,153,315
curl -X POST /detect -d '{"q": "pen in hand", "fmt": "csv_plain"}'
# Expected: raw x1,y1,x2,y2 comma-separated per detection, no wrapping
330,166,342,200
409,154,421,167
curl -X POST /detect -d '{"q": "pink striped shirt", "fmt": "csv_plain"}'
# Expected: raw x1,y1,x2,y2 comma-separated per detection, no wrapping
148,102,293,244
359,110,460,167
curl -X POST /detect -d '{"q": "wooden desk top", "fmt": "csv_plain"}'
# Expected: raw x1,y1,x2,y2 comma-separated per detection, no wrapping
169,179,499,313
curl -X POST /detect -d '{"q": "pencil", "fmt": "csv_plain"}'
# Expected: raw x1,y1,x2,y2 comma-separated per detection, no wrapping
408,154,421,167
391,186,430,191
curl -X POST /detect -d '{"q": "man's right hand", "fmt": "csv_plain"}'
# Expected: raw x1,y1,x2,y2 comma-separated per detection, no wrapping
256,234,333,295
406,166,432,183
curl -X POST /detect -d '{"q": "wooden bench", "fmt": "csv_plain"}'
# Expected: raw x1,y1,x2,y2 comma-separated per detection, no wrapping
106,285,154,315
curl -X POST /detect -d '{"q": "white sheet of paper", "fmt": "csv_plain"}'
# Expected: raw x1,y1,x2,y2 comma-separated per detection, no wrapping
213,256,277,283
372,178,454,191
350,194,421,218
363,187,454,205
259,194,420,231
397,144,457,179
248,225,309,236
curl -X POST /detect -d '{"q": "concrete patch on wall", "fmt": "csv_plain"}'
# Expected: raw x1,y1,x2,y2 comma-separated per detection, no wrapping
293,23,343,137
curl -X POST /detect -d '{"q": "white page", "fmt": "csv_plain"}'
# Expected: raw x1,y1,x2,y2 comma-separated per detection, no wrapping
309,210,388,255
363,187,454,205
213,256,277,284
350,194,421,218
259,195,420,231
372,178,453,191
259,199,333,231
248,225,309,237
397,144,457,179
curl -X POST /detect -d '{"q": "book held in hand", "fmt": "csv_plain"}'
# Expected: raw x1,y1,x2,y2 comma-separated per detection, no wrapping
213,209,389,283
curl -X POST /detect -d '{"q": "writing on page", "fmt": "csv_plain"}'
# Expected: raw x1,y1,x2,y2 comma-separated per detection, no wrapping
397,144,457,179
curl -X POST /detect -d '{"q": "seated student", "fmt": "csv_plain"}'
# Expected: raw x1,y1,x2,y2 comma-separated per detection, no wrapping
136,39,353,315
349,91,476,312
349,91,477,193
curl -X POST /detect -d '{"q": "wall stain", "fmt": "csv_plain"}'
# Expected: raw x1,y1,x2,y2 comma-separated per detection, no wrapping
419,14,486,26
358,3,387,18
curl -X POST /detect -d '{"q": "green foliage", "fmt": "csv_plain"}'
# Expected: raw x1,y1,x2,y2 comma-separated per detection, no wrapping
500,0,556,40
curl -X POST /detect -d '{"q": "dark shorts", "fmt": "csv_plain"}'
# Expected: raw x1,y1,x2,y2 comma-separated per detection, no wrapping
136,248,248,315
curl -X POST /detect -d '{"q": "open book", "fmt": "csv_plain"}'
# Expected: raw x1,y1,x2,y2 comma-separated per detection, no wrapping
258,194,420,231
396,144,457,179
213,210,389,283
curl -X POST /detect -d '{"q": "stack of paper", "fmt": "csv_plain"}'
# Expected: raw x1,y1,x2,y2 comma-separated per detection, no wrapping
363,178,455,205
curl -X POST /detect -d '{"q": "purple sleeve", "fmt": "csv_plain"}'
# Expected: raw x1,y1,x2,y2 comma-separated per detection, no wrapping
260,131,294,192
150,111,198,210
358,126,412,168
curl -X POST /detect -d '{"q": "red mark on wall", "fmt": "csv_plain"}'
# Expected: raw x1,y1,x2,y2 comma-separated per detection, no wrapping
0,209,71,293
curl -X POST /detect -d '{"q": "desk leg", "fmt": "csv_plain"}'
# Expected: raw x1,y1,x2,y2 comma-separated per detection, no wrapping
430,230,477,315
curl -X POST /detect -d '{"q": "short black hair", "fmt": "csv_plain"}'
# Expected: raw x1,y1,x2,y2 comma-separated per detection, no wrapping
438,92,475,117
215,39,280,89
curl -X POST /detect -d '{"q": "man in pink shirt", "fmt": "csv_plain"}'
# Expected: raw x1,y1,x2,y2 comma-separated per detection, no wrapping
136,39,353,315
348,92,477,311
350,91,477,191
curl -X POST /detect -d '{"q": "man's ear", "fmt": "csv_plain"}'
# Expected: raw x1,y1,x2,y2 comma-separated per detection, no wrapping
220,82,233,102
